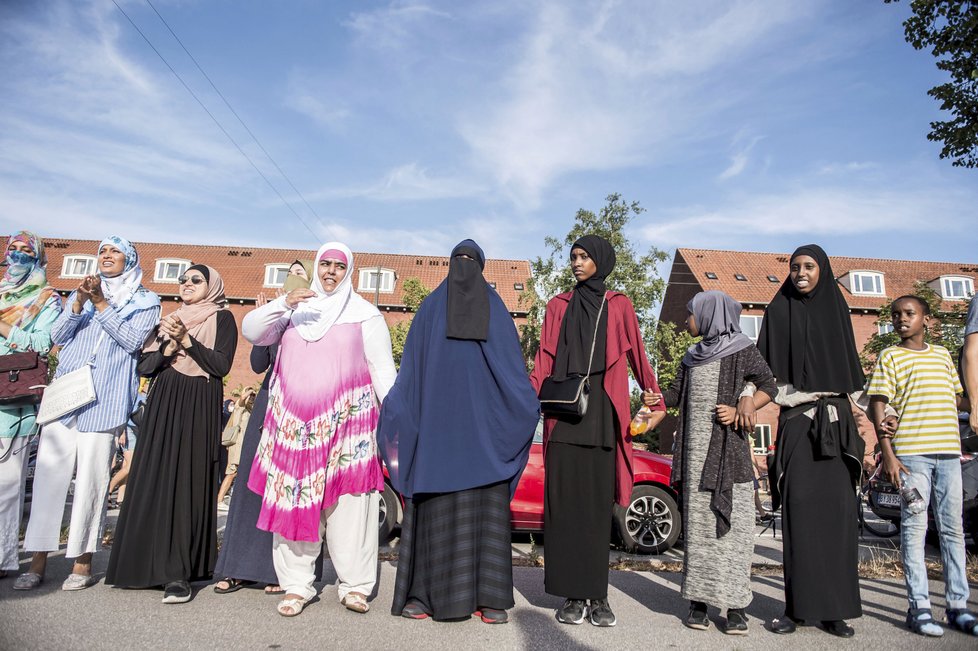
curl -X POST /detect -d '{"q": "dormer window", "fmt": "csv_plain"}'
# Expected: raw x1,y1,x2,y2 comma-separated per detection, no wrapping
939,276,974,300
358,268,395,293
154,259,191,283
850,271,884,296
61,255,97,278
705,272,718,280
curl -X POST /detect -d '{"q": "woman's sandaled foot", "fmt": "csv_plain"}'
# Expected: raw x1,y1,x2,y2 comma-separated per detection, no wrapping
277,594,309,617
213,578,256,594
264,584,285,595
62,573,98,591
342,591,369,613
13,572,43,591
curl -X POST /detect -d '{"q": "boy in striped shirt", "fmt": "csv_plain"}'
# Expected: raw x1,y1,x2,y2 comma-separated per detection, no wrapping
868,295,975,638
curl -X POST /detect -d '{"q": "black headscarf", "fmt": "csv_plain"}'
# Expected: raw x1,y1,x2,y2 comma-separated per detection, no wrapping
186,264,210,283
446,239,489,341
553,235,616,379
758,244,864,393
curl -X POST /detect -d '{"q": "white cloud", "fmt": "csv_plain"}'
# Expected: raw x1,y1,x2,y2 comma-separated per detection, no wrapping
457,0,810,208
344,1,451,50
306,163,485,202
641,183,973,251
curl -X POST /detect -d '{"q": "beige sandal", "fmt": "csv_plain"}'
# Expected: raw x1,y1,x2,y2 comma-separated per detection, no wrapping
277,596,309,617
342,591,369,613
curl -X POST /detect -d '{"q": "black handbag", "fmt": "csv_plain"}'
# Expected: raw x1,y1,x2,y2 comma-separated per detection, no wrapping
539,294,606,418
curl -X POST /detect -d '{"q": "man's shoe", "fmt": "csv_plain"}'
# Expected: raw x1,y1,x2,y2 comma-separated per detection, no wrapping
162,580,192,604
555,599,587,625
822,620,855,638
771,615,797,634
587,598,616,627
724,608,748,635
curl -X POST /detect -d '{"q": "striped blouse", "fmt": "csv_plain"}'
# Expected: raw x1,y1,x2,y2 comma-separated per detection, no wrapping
866,344,964,456
50,298,160,433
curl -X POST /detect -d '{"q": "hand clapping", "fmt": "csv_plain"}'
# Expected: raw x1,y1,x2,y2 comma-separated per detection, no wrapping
159,314,189,350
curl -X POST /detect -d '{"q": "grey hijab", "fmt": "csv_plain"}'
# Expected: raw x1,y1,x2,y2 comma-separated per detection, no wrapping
682,290,754,368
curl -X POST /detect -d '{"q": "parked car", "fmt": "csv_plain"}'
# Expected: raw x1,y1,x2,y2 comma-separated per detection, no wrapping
378,427,682,555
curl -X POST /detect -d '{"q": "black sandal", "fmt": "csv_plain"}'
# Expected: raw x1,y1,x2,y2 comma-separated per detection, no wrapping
213,578,256,594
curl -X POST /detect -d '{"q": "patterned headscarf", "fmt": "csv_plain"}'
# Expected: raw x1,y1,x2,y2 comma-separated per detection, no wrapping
0,231,59,328
92,236,158,317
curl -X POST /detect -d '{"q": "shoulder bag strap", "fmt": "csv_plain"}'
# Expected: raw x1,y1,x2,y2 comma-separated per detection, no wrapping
583,293,607,378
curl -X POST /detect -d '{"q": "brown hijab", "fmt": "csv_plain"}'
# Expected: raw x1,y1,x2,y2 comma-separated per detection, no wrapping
144,264,227,378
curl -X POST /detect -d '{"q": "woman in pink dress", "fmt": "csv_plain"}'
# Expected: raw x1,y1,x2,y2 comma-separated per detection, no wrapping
242,242,396,617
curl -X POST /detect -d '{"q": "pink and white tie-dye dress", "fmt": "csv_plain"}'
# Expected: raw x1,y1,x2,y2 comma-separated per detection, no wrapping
248,322,384,542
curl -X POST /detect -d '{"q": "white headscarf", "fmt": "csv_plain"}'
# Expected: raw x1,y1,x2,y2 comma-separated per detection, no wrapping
291,241,381,342
92,236,159,317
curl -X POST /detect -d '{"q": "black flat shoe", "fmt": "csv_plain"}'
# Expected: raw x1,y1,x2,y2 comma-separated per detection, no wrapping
724,608,748,635
685,607,709,630
162,580,192,604
771,616,797,634
556,599,587,625
823,620,855,638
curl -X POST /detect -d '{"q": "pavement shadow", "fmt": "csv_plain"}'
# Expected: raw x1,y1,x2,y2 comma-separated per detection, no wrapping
607,569,683,620
512,607,600,651
513,566,562,609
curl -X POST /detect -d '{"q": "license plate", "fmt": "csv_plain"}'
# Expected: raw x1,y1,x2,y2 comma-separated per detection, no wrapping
876,492,900,507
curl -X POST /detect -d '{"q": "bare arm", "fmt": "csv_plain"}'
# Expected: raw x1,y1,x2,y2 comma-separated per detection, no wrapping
964,332,978,432
869,395,907,485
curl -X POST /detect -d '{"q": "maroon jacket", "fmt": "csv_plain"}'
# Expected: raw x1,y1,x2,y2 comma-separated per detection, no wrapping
529,291,665,506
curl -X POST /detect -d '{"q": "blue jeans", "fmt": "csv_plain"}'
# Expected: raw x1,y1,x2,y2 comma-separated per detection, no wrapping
899,455,970,611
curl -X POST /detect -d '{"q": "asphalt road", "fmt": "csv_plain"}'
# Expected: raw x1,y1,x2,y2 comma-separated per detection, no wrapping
2,548,976,651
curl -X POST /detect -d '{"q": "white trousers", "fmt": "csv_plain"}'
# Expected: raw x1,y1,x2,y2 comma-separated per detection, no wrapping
0,437,32,571
272,491,380,602
23,420,117,558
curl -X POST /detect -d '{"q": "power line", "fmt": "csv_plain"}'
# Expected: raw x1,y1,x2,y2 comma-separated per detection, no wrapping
142,0,327,232
110,0,322,241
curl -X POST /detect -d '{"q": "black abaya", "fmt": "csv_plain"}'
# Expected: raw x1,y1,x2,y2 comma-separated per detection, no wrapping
778,411,862,621
106,310,237,587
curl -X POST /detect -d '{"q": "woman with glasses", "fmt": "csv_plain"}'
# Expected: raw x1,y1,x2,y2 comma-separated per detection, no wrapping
0,232,62,582
17,236,159,592
106,265,237,605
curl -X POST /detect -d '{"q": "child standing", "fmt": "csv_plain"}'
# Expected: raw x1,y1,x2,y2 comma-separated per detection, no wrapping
868,295,976,638
652,290,776,635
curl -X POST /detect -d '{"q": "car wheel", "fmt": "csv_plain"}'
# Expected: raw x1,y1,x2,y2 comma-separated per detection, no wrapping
378,481,400,544
615,485,681,554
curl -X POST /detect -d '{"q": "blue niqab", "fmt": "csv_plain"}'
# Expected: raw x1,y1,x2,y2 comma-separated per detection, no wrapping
377,240,540,498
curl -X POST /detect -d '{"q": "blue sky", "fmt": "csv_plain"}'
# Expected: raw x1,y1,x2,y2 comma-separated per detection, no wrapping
1,0,975,276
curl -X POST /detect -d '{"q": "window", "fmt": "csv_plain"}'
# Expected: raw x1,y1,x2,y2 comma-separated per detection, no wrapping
850,271,884,296
878,322,894,335
61,255,97,278
705,272,718,280
154,259,191,283
739,315,762,341
358,268,395,293
734,274,747,282
514,283,525,291
489,282,497,289
767,275,779,283
940,276,974,300
263,264,291,288
752,424,773,454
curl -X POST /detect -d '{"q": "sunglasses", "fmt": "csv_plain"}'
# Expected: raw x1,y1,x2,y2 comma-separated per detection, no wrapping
177,275,206,285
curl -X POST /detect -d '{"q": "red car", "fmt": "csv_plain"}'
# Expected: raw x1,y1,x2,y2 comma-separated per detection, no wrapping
378,428,682,555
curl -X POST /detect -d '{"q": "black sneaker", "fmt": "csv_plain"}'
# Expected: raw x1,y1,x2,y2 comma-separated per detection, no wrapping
556,599,587,625
162,580,192,604
685,602,709,630
724,608,749,635
588,598,617,627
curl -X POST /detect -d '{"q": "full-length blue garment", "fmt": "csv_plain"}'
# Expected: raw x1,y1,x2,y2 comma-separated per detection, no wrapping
378,274,540,499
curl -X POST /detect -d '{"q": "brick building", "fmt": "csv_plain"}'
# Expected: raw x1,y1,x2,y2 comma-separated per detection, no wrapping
41,238,532,392
659,247,977,463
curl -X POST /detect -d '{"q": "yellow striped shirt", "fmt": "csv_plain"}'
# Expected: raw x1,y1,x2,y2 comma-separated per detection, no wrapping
866,344,963,456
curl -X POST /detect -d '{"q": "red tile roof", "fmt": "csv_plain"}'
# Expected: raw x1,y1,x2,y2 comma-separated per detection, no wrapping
39,238,532,314
672,248,977,311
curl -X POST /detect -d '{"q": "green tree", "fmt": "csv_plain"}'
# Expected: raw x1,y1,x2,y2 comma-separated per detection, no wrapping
520,193,669,364
860,281,969,369
389,277,432,368
885,0,978,168
520,193,689,449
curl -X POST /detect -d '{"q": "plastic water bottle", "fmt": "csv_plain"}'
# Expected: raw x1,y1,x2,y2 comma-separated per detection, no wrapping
899,479,926,515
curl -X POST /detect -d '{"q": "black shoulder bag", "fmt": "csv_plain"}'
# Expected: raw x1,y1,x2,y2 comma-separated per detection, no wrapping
538,294,606,418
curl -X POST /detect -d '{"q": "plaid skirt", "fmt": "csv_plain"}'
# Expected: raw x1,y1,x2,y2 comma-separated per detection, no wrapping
392,480,514,620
